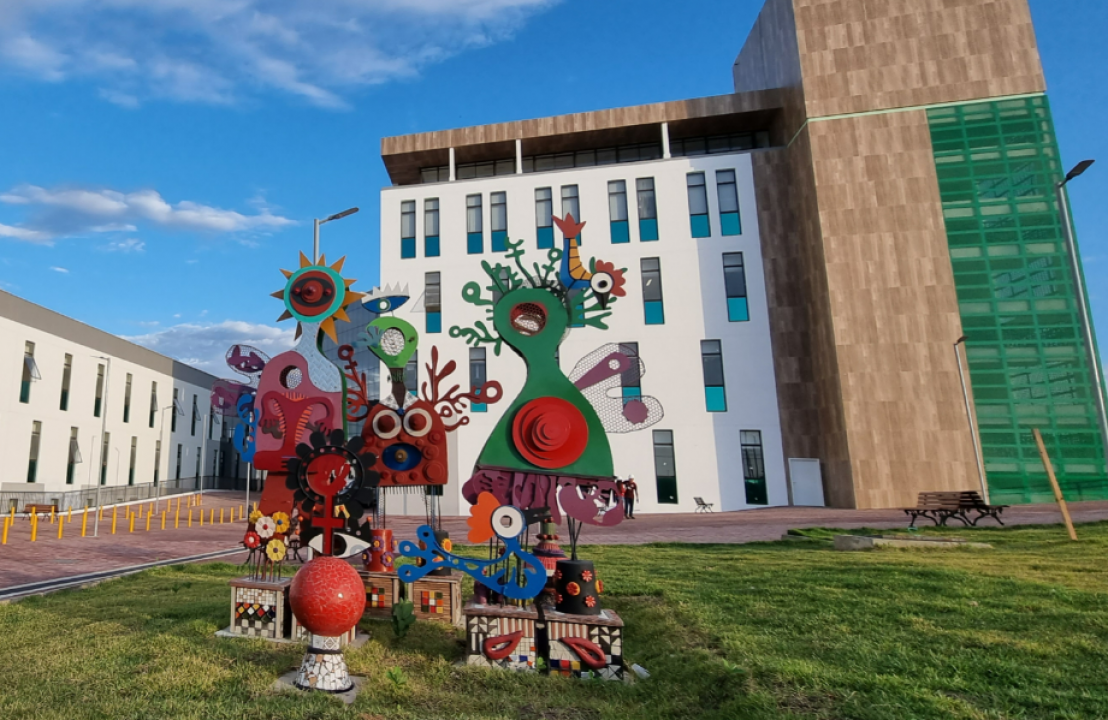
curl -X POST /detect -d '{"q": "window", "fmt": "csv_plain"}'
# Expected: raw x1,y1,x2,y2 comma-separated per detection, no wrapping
401,200,416,259
521,143,662,172
425,272,442,333
171,389,178,432
404,350,419,395
209,413,215,439
27,421,41,483
619,342,641,406
149,382,157,428
128,437,137,486
641,258,665,325
740,430,768,505
652,429,678,504
608,180,629,244
176,444,182,480
701,340,727,412
687,173,710,238
424,198,440,257
723,253,750,322
123,373,132,423
716,169,741,236
637,178,658,241
20,341,38,403
154,440,161,484
195,446,202,481
60,353,72,410
100,433,110,485
470,347,488,412
669,131,770,156
66,427,80,485
94,363,105,417
467,194,483,254
536,188,554,249
491,191,508,252
191,394,198,436
561,185,580,227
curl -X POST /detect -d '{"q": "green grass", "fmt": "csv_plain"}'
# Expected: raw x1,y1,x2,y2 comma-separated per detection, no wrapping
2,522,1108,719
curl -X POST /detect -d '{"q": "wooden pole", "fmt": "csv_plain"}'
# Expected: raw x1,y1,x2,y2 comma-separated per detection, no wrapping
1032,428,1078,541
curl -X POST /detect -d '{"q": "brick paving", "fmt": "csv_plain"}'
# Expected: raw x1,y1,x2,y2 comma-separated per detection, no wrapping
2,491,1106,591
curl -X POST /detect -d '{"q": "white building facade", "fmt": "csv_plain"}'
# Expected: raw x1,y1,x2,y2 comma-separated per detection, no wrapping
0,290,230,508
379,143,788,514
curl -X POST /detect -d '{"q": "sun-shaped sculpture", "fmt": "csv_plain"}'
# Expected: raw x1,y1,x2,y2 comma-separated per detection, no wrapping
272,252,363,343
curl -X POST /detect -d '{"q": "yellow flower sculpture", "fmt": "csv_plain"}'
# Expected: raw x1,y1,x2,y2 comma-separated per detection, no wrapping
266,538,287,563
272,511,291,533
248,509,263,524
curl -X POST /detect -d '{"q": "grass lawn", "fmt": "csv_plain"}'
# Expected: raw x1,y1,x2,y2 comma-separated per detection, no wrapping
2,521,1107,719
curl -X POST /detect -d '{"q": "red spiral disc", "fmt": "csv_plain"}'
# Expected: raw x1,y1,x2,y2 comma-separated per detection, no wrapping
511,396,588,469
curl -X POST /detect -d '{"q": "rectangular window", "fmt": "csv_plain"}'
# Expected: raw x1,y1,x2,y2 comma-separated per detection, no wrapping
171,388,178,432
425,272,442,334
536,187,554,249
619,342,641,406
27,420,41,483
637,178,658,241
175,443,182,480
608,180,629,244
20,341,37,403
154,440,161,484
149,381,157,428
561,185,580,235
723,252,749,322
687,172,710,238
466,194,483,254
195,446,201,481
191,394,198,436
100,433,110,485
491,191,508,252
209,412,215,439
60,353,72,410
123,373,132,423
405,350,419,395
400,200,416,259
66,427,80,485
128,437,137,486
740,430,768,505
424,198,440,257
652,429,678,504
470,347,488,412
94,363,105,417
701,340,727,412
716,169,741,236
641,258,665,325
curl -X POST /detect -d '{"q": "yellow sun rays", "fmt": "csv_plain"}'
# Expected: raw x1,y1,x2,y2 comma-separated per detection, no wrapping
273,254,364,343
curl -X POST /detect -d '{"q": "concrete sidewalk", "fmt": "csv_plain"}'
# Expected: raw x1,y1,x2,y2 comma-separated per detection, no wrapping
2,492,1106,591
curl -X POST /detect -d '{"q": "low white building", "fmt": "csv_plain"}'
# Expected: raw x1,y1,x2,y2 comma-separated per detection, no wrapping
0,290,235,510
378,126,788,515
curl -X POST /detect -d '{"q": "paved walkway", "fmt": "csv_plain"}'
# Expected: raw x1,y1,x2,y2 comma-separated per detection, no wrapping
2,492,1106,591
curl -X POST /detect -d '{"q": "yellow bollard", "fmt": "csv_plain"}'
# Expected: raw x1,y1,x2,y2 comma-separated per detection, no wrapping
2,517,8,545
176,496,181,514
145,512,152,532
67,508,72,523
199,507,204,527
209,508,214,525
175,507,180,529
111,508,118,534
81,509,88,537
188,508,193,527
129,514,135,533
161,510,166,530
49,507,55,524
220,508,225,524
58,516,64,539
31,514,38,542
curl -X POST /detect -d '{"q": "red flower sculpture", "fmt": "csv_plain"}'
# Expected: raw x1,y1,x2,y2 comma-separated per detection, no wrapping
244,531,261,549
593,260,627,298
566,582,581,596
584,595,597,608
581,570,594,582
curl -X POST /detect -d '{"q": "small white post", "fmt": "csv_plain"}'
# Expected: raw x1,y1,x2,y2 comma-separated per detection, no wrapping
448,147,456,182
515,139,523,174
661,122,671,159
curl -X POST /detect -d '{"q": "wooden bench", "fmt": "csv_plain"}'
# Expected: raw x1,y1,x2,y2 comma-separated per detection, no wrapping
904,491,1007,528
25,503,58,515
693,497,714,513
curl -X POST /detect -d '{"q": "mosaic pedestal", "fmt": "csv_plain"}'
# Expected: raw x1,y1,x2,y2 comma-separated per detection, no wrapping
463,602,538,671
544,607,626,681
410,573,463,627
291,615,358,645
229,577,292,640
360,570,402,620
294,634,353,693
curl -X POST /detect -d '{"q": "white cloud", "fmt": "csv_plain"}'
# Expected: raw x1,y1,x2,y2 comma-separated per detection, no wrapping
49,265,69,273
124,319,295,372
0,183,294,242
101,237,145,252
0,0,558,108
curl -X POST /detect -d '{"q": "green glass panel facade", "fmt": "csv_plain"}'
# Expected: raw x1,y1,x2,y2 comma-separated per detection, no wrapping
927,97,1108,504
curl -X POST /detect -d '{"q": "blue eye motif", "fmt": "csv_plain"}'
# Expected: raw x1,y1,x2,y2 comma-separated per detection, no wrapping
363,283,410,314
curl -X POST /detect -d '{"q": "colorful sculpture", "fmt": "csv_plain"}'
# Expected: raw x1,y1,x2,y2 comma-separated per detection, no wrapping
289,556,366,692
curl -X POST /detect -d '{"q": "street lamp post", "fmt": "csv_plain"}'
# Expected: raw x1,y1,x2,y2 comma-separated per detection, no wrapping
954,336,989,503
1056,160,1108,465
313,207,359,262
92,356,111,538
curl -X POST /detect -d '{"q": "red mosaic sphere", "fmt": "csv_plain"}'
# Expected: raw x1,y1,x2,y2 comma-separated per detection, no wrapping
289,557,366,637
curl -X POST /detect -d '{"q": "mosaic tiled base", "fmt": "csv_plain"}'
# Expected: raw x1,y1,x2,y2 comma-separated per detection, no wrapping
463,602,538,671
545,608,626,681
294,634,353,693
410,574,462,627
229,577,292,640
291,614,358,645
359,570,402,620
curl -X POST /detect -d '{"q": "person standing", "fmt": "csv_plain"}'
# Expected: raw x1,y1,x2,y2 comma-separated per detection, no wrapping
624,475,638,519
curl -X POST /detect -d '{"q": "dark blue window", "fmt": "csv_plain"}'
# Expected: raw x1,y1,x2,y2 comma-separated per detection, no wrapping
425,272,441,334
637,178,658,241
687,173,710,238
424,198,440,257
470,347,487,412
717,169,741,236
641,257,665,325
536,187,553,249
723,253,749,322
467,194,483,254
491,191,507,252
401,200,416,258
701,340,726,412
609,180,629,244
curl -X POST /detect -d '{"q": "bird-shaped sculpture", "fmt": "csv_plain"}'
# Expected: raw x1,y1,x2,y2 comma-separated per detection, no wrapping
554,213,626,310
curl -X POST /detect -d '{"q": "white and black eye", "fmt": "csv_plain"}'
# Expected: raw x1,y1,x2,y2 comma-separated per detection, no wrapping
403,407,433,437
372,408,403,440
590,272,614,294
491,506,525,539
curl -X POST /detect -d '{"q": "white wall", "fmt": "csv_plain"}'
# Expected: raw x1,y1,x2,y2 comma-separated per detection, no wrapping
378,150,787,513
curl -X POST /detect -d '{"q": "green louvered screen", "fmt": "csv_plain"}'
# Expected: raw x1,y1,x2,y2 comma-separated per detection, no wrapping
927,96,1108,504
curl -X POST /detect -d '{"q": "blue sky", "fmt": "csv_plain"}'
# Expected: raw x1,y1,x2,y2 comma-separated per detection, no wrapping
0,0,1105,374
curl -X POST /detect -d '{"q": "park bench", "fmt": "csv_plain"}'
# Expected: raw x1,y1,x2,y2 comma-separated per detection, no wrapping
25,503,58,515
904,491,1007,528
693,497,714,513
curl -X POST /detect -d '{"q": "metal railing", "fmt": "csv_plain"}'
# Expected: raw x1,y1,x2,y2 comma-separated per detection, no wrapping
0,475,256,513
